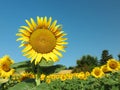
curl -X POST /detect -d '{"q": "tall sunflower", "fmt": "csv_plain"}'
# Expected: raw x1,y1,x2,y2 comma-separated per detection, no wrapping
16,16,68,65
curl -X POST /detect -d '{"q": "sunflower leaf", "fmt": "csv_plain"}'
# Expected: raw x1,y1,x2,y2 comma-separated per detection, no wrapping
39,58,54,66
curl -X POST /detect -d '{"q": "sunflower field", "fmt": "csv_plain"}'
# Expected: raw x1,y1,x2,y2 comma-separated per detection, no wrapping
0,16,120,90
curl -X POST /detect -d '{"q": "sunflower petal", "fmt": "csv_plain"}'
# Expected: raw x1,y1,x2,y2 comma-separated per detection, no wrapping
35,53,42,65
49,52,59,62
57,38,68,42
52,25,61,32
23,49,33,57
55,46,66,52
53,49,63,57
47,17,52,27
56,33,67,38
56,31,64,36
30,18,37,29
19,43,25,47
25,19,34,30
57,42,68,45
22,44,32,53
21,26,32,32
43,54,50,61
50,20,57,31
18,29,31,36
43,16,47,28
31,52,37,63
16,37,29,42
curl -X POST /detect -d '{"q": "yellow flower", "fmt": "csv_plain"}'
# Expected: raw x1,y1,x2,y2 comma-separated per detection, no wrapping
85,71,90,77
0,55,15,78
60,75,67,81
101,65,110,73
46,79,51,84
84,71,90,80
91,67,104,78
16,16,68,65
20,72,35,81
0,69,15,79
40,74,46,81
77,72,85,80
107,59,120,71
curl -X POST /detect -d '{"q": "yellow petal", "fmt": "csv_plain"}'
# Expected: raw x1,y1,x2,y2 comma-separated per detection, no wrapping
55,46,66,52
47,17,52,27
42,54,50,61
50,20,57,31
37,16,43,28
57,38,68,42
25,20,34,30
37,16,41,25
56,31,64,36
16,33,24,37
30,18,37,29
52,25,61,32
22,44,32,52
31,52,37,63
19,43,25,47
49,52,59,62
16,37,29,42
35,53,42,65
56,33,67,38
53,49,63,57
18,29,31,36
57,42,68,45
20,26,32,32
43,16,47,28
23,49,34,57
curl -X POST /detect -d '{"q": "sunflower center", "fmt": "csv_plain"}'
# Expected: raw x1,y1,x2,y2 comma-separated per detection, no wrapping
2,64,10,72
109,62,117,69
95,70,100,76
30,29,56,53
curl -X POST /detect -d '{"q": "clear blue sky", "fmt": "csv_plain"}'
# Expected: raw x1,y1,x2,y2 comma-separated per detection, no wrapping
0,0,120,67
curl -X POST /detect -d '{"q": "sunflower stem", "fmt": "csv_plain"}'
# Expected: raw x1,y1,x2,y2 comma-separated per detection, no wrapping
35,64,41,86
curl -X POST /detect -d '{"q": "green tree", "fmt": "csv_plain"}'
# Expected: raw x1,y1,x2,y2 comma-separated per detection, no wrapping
118,54,120,61
72,55,98,72
100,50,113,65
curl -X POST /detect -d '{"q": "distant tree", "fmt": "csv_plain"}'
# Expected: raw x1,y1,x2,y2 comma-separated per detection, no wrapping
100,50,113,65
118,54,120,61
72,55,98,73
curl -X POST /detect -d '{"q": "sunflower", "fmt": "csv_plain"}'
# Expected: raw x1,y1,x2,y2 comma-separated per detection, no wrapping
107,59,120,71
0,55,15,78
77,72,85,80
16,16,68,65
101,65,110,73
91,67,104,78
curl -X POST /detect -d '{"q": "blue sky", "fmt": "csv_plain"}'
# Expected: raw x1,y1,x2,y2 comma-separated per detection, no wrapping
0,0,120,67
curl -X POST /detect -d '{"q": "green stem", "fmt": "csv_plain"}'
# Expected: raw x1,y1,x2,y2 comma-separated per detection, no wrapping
35,64,41,86
35,74,40,86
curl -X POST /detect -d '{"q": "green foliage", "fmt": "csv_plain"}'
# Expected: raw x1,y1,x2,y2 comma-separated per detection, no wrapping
3,72,120,90
7,79,35,90
100,50,113,65
40,64,66,75
39,58,54,66
73,55,98,72
118,54,120,61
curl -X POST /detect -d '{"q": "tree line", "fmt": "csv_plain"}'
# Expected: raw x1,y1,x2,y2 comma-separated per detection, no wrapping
69,50,120,73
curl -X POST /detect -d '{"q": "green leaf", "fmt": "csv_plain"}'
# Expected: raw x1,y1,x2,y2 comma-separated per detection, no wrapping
111,85,119,90
8,79,35,90
0,78,8,84
11,60,30,68
39,58,54,66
